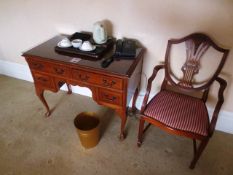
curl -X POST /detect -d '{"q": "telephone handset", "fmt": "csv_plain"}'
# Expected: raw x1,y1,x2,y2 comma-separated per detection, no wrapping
114,39,136,58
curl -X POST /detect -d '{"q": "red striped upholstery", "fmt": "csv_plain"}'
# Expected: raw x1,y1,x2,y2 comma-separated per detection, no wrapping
144,90,209,136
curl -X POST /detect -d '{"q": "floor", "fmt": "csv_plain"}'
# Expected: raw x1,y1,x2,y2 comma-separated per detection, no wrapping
0,75,233,175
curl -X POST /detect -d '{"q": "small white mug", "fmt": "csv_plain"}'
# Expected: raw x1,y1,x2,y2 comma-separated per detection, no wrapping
71,39,82,48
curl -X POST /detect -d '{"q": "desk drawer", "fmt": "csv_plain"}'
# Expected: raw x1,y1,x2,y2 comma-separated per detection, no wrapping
50,65,71,78
98,89,122,106
98,75,123,90
72,69,98,84
27,59,49,72
33,73,55,89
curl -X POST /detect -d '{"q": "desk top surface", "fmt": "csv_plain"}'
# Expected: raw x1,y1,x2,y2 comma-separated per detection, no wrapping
23,35,143,77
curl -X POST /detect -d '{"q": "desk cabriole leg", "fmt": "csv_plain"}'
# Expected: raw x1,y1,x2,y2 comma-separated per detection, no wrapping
66,83,72,94
35,87,51,117
115,108,127,140
131,85,139,114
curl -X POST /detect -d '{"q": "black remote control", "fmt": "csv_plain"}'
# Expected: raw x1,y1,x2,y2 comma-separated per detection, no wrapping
101,57,114,68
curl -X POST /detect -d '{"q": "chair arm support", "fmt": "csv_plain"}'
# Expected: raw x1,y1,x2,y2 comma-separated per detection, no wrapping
209,77,227,136
140,65,165,113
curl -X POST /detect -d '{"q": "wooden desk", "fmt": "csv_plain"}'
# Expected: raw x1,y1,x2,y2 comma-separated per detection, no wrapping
23,35,144,139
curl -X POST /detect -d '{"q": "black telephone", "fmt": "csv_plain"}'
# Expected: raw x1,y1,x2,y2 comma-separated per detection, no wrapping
101,39,137,68
114,39,136,58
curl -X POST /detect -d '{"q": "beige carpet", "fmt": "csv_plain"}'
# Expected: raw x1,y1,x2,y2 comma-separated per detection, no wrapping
0,75,233,175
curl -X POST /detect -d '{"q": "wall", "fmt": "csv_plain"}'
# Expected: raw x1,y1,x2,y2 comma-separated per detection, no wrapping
0,0,232,113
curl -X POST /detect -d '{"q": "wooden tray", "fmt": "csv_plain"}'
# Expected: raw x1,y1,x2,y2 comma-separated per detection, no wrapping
55,32,115,59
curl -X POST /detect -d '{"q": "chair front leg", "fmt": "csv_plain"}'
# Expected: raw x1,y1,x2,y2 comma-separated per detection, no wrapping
190,138,209,169
137,118,145,147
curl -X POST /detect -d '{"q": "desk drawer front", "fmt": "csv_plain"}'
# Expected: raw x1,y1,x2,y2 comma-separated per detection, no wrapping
98,89,122,106
33,73,54,89
50,65,70,77
28,59,49,72
28,58,70,78
72,69,98,84
99,76,123,90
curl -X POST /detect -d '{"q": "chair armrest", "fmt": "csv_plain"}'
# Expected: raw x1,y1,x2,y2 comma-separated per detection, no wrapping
209,77,227,136
140,65,165,113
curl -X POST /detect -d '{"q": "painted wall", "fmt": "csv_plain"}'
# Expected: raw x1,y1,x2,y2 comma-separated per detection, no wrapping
0,0,232,112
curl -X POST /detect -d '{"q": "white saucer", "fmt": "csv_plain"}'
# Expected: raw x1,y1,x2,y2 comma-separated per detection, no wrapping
57,41,72,48
79,45,96,51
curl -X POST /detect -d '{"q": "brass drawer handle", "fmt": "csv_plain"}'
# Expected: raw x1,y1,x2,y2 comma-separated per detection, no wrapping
103,94,116,102
102,79,116,87
32,63,43,70
79,74,89,82
54,67,65,75
37,77,48,82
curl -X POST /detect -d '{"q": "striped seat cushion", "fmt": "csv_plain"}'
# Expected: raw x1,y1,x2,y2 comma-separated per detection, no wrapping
144,90,209,136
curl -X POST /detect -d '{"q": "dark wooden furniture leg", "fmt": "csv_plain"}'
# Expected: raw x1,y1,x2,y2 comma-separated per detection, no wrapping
66,83,72,94
190,138,209,169
115,109,127,140
137,118,145,147
131,85,140,114
193,139,197,155
35,87,51,117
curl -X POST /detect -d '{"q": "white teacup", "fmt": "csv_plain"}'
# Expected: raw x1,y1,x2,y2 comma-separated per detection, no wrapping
58,38,72,47
80,41,95,51
71,39,82,48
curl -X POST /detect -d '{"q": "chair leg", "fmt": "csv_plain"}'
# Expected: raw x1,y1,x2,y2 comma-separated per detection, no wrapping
137,118,145,147
144,123,151,133
190,138,209,169
193,139,197,155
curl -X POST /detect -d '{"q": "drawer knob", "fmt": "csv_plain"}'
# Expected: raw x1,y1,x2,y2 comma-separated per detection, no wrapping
79,74,89,82
102,79,116,87
32,63,43,70
104,94,116,102
54,67,65,75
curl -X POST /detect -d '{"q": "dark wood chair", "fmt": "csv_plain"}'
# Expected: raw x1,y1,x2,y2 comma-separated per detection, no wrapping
137,33,229,169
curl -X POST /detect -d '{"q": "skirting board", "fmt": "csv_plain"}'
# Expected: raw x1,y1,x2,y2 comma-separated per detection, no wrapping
0,59,232,134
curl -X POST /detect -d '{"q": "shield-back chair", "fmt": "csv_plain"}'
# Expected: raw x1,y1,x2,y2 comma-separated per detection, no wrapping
137,33,229,169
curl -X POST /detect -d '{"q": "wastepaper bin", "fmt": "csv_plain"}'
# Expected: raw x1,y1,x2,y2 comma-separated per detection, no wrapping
74,112,100,149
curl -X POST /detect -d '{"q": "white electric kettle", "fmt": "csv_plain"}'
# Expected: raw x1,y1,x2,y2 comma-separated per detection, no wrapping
93,21,107,44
